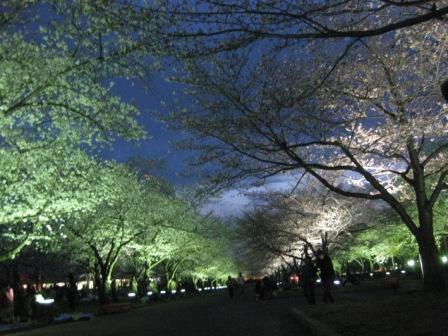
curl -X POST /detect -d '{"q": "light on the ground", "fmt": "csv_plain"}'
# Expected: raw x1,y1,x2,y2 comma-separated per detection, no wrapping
35,294,54,304
180,289,186,293
198,288,203,292
407,260,416,267
316,278,321,283
171,290,177,294
369,273,374,277
160,290,166,295
401,270,406,274
333,280,341,285
128,292,136,298
147,291,153,296
385,271,390,276
442,256,448,264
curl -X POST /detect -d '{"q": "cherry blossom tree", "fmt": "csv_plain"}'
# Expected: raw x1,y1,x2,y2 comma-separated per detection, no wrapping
166,22,448,290
0,1,162,262
234,182,367,273
146,0,448,57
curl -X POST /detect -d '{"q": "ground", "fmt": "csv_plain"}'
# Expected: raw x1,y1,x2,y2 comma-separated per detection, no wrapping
8,278,446,336
12,291,309,336
301,278,448,336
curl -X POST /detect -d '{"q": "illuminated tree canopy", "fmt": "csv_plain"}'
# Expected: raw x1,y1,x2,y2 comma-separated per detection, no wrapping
3,0,448,299
164,15,448,290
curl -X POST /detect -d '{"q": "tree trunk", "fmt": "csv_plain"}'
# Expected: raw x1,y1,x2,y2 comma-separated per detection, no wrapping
416,217,445,292
98,266,112,303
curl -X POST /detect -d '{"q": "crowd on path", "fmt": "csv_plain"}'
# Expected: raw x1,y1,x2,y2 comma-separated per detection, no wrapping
0,272,81,324
225,250,337,306
226,273,245,299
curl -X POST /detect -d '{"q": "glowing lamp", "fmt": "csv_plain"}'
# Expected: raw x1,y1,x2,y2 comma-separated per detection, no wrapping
35,294,54,304
407,260,416,267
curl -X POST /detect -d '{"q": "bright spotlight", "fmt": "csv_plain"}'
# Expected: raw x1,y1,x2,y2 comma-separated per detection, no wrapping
407,260,416,267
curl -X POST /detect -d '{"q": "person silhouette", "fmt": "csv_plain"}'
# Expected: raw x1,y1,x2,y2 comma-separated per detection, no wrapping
316,250,335,303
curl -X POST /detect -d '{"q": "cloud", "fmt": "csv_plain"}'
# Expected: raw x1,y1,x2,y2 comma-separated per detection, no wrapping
202,174,300,218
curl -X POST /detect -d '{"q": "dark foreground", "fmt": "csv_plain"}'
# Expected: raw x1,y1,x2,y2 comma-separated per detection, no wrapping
12,292,308,336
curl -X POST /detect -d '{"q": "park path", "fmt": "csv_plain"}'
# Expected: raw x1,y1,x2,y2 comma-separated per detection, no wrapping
12,291,309,336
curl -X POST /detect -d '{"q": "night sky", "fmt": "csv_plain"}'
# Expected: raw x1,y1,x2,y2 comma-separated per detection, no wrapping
99,73,194,186
98,73,298,217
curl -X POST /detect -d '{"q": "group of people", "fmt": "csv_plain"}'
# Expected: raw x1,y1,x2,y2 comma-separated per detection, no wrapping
254,276,277,300
0,283,38,323
226,272,245,299
300,250,336,305
226,272,278,301
0,273,81,324
226,250,336,305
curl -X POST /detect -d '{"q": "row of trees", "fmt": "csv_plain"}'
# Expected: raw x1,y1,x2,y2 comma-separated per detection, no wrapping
3,0,448,293
233,180,448,277
2,158,237,303
1,1,237,303
157,1,448,291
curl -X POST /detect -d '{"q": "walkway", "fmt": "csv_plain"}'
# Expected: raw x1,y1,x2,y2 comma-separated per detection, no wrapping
13,292,309,336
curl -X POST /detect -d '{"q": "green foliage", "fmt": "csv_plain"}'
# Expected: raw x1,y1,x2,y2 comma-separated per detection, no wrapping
0,146,107,261
0,1,156,261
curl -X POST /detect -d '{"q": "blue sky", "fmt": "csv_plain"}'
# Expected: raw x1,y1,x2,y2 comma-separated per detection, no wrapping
99,74,196,186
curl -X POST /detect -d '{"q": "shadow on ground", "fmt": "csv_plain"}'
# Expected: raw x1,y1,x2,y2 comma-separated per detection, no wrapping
11,292,309,336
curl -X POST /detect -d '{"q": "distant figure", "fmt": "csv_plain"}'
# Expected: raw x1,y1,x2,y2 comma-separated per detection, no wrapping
226,276,236,299
26,283,36,319
343,268,360,286
236,272,245,295
316,250,335,303
0,285,14,323
262,277,276,300
254,279,263,301
14,285,28,322
300,256,317,305
67,273,79,311
111,279,118,302
388,270,400,294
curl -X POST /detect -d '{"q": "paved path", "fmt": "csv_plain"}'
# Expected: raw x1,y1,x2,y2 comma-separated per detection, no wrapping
13,292,309,336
